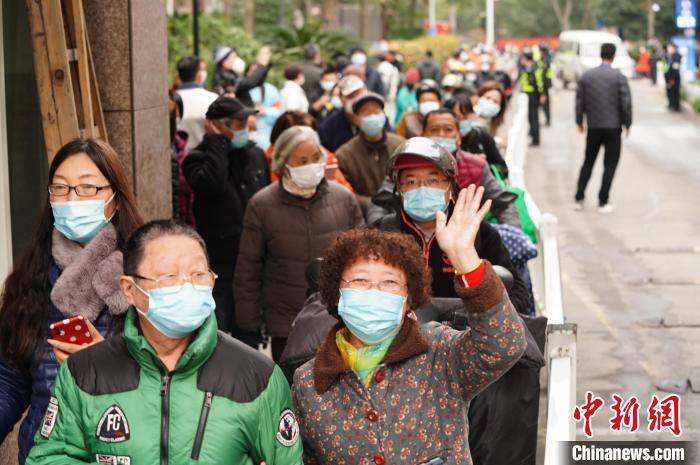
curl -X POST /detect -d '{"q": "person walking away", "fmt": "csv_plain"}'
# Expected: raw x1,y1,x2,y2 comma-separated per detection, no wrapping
182,96,270,343
298,43,323,105
26,220,303,465
212,46,272,107
664,43,682,112
235,127,364,363
280,64,309,113
335,93,405,211
393,67,420,126
174,56,218,152
0,139,144,464
574,42,632,213
519,48,544,146
417,49,441,82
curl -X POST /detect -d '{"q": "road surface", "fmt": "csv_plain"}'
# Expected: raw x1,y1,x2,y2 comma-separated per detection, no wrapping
528,78,700,444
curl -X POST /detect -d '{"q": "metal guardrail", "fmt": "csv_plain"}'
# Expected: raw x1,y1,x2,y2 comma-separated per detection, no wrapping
505,93,577,465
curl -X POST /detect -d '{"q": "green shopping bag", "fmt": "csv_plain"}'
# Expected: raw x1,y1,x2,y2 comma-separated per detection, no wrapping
486,164,538,244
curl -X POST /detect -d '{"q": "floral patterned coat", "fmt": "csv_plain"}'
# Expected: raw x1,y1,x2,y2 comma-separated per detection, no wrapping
292,263,527,465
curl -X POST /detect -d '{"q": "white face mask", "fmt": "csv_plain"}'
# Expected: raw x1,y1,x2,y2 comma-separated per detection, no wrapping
198,70,208,84
232,57,246,75
286,162,325,189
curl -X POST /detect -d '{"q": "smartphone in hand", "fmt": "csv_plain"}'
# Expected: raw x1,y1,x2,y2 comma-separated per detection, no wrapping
50,316,93,345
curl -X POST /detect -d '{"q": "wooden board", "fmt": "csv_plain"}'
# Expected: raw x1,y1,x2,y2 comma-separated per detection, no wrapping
26,0,106,161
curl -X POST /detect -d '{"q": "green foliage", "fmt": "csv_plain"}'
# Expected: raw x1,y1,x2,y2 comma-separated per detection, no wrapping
269,19,358,65
389,35,461,70
692,98,700,114
167,13,260,84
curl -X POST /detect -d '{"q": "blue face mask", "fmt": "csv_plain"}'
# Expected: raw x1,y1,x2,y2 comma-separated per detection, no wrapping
459,119,477,136
337,288,406,345
135,282,216,339
403,186,449,222
419,101,441,116
320,80,335,93
475,98,501,119
430,136,457,154
230,129,249,149
51,193,116,243
360,113,386,138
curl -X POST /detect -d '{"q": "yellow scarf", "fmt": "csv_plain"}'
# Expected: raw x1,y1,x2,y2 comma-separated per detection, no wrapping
335,328,395,386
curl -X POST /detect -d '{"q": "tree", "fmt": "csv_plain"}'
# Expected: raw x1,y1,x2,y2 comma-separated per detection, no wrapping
549,0,573,31
321,0,338,30
244,0,254,34
581,0,591,29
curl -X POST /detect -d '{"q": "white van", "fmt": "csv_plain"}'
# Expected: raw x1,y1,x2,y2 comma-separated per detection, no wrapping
554,30,634,88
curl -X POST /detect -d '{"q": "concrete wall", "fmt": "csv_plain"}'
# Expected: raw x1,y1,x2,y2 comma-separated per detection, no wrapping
84,0,172,220
0,2,170,461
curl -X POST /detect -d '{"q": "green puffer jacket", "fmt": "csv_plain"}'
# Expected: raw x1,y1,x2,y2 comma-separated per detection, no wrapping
26,308,303,465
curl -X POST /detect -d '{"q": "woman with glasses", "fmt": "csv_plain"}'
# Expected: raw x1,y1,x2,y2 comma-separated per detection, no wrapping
0,138,144,464
26,220,303,465
292,186,526,465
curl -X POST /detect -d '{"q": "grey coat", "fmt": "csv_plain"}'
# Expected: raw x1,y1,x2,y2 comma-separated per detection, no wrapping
575,65,632,129
234,180,365,338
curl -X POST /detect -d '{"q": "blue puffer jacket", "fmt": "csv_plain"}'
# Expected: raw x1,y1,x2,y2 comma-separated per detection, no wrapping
0,258,114,464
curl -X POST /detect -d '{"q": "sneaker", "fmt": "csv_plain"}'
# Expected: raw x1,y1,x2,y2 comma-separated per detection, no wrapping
598,204,616,214
573,201,584,211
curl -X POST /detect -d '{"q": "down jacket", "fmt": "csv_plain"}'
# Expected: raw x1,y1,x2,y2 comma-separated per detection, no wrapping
292,262,526,465
0,260,112,464
234,180,364,338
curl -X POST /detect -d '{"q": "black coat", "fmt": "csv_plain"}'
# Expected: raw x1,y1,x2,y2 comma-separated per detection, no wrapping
575,65,632,129
182,134,270,276
375,207,530,315
461,127,509,176
212,65,270,107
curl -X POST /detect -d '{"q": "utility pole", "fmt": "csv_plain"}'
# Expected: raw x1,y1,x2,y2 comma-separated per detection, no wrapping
486,0,494,45
647,1,660,41
428,0,436,36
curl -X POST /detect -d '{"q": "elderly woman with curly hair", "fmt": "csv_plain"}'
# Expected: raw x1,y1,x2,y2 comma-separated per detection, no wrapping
292,185,527,465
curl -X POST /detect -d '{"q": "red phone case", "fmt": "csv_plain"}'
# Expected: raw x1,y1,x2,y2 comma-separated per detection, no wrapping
50,316,93,345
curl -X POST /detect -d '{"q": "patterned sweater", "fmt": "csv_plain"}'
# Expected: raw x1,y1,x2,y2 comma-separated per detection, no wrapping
292,262,527,465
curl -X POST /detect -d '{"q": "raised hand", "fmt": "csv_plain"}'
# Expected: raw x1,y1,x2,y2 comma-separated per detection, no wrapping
435,185,491,274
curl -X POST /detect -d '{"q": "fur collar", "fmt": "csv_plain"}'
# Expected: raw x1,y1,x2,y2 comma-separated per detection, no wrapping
313,314,429,394
50,223,128,320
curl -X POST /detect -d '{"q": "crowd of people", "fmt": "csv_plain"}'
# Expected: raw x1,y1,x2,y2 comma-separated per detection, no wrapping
0,40,548,465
